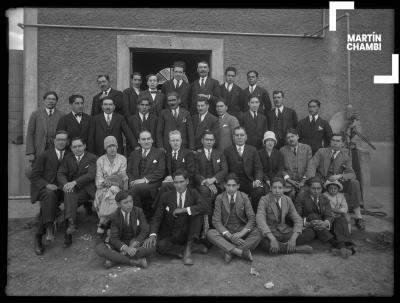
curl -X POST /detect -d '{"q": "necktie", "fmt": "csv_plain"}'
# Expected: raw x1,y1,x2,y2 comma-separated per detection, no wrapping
276,199,282,222
327,151,337,177
293,147,297,156
48,109,53,116
250,86,253,94
228,84,232,92
310,115,316,127
124,212,130,228
229,195,235,211
142,149,147,159
238,146,243,157
173,109,178,120
277,109,282,119
207,149,211,161
175,80,179,89
173,151,177,160
178,193,183,208
253,111,257,119
106,114,111,126
76,155,81,165
200,78,205,88
314,198,321,214
59,150,63,162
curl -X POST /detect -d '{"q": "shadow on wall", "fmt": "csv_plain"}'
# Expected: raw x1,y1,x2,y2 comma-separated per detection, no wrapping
370,142,393,187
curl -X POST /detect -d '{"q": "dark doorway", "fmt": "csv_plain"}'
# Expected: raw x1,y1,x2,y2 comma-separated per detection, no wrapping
131,48,211,90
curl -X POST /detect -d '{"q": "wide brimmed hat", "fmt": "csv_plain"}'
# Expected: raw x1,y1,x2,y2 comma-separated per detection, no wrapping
104,135,118,149
263,131,277,145
324,179,343,191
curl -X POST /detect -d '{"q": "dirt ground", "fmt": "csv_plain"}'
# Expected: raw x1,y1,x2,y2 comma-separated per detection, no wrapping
6,210,393,296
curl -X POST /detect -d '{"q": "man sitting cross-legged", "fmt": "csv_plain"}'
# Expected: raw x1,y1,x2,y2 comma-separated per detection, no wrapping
207,173,261,263
95,190,155,269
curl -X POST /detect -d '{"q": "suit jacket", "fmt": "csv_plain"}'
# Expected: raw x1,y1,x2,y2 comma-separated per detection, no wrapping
280,143,312,181
240,85,272,116
216,113,240,152
224,144,263,182
306,147,356,181
91,88,124,117
26,108,65,158
194,148,228,186
220,83,243,120
57,151,98,198
258,148,284,183
139,89,165,116
267,106,298,142
122,87,141,118
240,111,268,150
192,112,219,150
56,112,91,146
161,79,190,110
109,207,149,250
127,147,165,184
165,147,195,180
212,191,256,235
87,112,136,156
295,194,334,226
189,77,221,116
156,107,195,150
30,149,70,204
297,116,333,155
256,192,303,236
127,113,157,143
150,188,210,238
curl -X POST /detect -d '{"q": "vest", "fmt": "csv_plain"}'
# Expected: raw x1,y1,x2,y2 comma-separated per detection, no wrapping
205,157,214,178
234,153,248,182
226,205,245,233
139,154,149,177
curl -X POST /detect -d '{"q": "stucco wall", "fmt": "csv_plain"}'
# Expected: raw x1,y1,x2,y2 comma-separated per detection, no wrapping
36,8,393,142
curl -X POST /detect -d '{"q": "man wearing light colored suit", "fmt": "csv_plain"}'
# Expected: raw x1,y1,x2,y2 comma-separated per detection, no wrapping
122,72,142,118
219,67,243,121
26,91,65,167
240,70,272,116
207,173,261,263
139,74,165,116
192,97,219,151
215,99,240,152
161,61,190,110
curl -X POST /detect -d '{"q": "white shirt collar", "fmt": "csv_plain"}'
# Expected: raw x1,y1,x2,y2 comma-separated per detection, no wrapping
276,197,282,208
120,209,130,222
76,152,84,160
228,192,237,202
204,147,212,155
249,84,257,92
331,149,340,158
103,87,111,95
45,108,54,115
55,148,63,159
236,144,244,151
139,112,149,121
309,114,319,122
104,112,113,120
250,110,257,118
199,111,208,121
275,105,284,113
225,82,233,90
174,78,181,86
133,87,140,95
172,148,180,155
177,190,187,208
142,148,150,157
199,76,208,85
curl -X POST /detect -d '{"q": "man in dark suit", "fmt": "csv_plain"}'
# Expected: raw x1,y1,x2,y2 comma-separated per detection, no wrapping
91,74,124,116
156,91,195,151
192,97,219,151
224,127,266,212
189,61,221,116
30,131,69,255
297,99,333,155
267,90,298,149
207,173,261,263
57,94,91,150
139,74,165,116
161,61,190,110
122,72,142,119
95,191,155,269
87,97,136,156
219,67,243,121
240,70,272,116
126,96,157,154
240,96,268,150
127,130,165,219
57,137,98,247
143,169,210,265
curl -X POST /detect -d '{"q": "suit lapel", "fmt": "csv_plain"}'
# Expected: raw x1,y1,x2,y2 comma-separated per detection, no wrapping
222,192,231,216
280,197,288,223
40,109,48,136
324,148,333,175
269,195,280,221
211,150,219,172
99,114,108,131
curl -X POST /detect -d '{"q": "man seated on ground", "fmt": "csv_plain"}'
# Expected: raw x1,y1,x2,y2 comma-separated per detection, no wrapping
95,190,155,269
295,177,356,258
57,137,98,248
194,130,228,235
306,133,365,230
127,130,165,219
30,130,69,255
256,177,313,255
143,169,210,265
280,128,312,201
207,173,261,263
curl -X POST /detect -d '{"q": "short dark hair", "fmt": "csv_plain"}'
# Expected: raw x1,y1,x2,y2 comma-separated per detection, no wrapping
308,99,321,107
68,94,84,104
197,61,209,68
173,61,186,72
286,128,299,136
202,130,215,139
197,97,209,105
138,96,150,104
102,97,114,105
172,168,188,180
97,74,110,81
139,129,152,139
115,190,132,203
271,177,285,186
146,74,157,82
225,66,237,75
216,98,227,106
273,90,284,98
130,72,142,79
308,177,323,187
249,96,260,102
70,137,85,145
55,130,69,138
247,70,259,77
224,173,239,184
331,133,345,142
167,91,179,99
43,91,58,101
233,126,246,135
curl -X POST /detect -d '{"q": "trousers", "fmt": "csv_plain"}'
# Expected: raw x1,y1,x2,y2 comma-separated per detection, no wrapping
207,228,262,253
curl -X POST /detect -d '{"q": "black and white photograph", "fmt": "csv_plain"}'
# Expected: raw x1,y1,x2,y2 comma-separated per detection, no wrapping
6,5,395,296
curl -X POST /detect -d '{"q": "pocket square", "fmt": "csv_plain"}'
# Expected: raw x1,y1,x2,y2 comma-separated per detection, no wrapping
153,159,158,163
166,206,170,212
182,118,187,123
84,165,89,168
222,124,228,127
216,158,221,163
137,219,140,225
182,158,185,163
318,126,324,131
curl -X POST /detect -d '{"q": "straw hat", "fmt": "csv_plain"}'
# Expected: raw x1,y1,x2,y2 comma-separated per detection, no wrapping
324,179,343,191
263,131,277,145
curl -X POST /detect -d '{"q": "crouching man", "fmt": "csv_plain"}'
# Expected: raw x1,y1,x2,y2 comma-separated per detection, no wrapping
207,173,261,263
256,177,313,254
95,190,155,269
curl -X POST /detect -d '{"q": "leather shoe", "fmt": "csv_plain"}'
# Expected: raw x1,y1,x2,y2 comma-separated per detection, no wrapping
183,244,194,265
103,259,115,269
130,257,148,268
241,249,253,262
34,234,44,255
224,252,232,263
295,245,313,254
192,243,208,254
63,233,72,248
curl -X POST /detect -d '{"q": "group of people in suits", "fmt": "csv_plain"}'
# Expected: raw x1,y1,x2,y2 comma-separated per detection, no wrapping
26,60,365,268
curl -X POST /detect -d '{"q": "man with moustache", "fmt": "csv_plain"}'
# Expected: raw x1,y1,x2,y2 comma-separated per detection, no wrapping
122,72,142,118
161,61,190,110
240,70,272,116
91,74,124,116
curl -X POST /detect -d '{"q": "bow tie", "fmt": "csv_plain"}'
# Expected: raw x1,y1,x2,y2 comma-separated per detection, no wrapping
150,90,157,94
74,113,82,117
